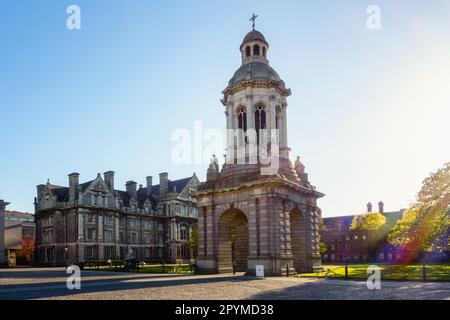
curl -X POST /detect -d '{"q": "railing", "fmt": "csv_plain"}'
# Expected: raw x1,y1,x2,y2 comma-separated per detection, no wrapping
298,264,450,281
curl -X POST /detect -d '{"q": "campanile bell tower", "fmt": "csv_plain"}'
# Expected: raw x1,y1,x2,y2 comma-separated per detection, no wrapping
193,18,324,276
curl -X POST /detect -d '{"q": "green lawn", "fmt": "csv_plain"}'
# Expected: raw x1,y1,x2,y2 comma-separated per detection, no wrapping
84,264,194,274
299,264,450,281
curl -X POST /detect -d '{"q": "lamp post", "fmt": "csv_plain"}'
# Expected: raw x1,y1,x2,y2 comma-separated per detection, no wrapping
64,247,68,268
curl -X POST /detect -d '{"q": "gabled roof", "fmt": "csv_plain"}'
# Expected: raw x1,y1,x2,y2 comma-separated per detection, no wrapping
141,176,193,196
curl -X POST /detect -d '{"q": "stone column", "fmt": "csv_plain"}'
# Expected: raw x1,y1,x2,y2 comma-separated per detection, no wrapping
197,204,217,273
281,104,288,148
246,95,255,130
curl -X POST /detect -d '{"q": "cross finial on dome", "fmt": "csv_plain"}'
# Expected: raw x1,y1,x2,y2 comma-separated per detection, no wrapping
249,13,258,30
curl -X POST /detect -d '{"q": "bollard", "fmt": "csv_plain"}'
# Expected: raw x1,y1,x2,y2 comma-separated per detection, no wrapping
286,264,289,277
422,264,427,281
232,259,236,275
345,265,348,280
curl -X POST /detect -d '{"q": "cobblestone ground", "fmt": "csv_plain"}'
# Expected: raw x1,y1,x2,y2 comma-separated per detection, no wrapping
0,268,449,300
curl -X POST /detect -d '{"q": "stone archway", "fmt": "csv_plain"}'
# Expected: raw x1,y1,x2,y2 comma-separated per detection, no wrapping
217,209,249,273
289,208,308,273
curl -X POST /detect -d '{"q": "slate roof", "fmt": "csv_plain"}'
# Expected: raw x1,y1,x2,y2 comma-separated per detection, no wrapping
227,61,286,90
323,210,405,228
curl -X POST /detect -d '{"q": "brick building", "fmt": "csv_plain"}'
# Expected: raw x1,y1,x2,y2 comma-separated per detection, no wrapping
0,199,8,265
34,171,199,266
321,202,405,263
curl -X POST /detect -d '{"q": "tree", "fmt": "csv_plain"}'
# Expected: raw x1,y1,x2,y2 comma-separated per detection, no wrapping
350,212,386,231
16,238,35,265
388,162,450,262
189,227,199,259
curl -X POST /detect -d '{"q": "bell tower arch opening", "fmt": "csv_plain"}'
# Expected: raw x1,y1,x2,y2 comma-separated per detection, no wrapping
217,209,249,273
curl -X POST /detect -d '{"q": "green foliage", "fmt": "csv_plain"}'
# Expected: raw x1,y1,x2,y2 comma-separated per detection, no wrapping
319,242,327,255
388,162,450,258
189,227,199,256
350,211,386,231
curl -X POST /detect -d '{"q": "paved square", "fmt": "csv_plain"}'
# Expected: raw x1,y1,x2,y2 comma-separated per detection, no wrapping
0,268,449,300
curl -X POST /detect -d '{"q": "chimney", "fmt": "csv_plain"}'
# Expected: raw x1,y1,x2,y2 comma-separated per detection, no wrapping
68,172,80,202
378,201,384,214
367,202,373,212
126,181,137,199
159,172,168,194
104,171,115,192
146,176,153,195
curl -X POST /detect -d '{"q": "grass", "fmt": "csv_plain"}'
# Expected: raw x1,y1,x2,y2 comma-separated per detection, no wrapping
298,264,450,281
84,264,194,274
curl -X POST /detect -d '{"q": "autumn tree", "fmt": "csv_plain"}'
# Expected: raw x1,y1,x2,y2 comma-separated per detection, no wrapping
388,162,450,262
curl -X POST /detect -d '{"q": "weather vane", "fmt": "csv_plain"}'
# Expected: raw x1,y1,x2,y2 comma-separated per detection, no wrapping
249,13,258,30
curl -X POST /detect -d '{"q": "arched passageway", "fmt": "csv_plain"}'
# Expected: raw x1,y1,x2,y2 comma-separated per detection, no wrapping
217,209,249,273
289,208,308,272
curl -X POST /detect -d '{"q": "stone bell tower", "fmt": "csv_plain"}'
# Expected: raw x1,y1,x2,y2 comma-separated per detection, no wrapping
193,20,324,276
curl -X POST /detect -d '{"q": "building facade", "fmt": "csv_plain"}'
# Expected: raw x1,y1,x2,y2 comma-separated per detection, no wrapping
321,202,406,263
4,211,35,266
193,27,324,276
35,172,199,266
0,199,8,265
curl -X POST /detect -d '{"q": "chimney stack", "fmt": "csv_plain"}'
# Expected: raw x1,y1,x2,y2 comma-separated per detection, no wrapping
159,172,168,194
68,172,80,202
378,201,384,214
146,176,153,195
104,171,115,192
36,184,46,202
367,202,373,212
126,181,137,199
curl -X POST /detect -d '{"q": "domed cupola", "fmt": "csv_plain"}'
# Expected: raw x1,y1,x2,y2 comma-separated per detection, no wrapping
240,29,269,65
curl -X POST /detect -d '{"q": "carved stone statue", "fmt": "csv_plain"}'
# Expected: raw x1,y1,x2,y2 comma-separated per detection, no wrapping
294,156,305,174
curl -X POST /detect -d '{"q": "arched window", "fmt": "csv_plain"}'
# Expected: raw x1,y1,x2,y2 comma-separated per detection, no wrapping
263,46,267,58
237,107,247,132
255,106,266,144
253,44,260,56
245,46,251,57
180,224,189,241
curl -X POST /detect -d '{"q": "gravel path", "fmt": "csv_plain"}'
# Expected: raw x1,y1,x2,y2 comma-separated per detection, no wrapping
0,267,448,300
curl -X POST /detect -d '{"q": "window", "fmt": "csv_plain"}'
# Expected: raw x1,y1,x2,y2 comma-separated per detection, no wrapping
104,230,113,242
362,235,366,240
131,232,138,244
262,46,267,57
192,207,198,218
86,246,93,258
337,224,342,232
144,232,152,244
104,246,113,259
119,232,125,243
237,107,247,132
255,106,266,144
91,194,97,206
104,215,114,225
87,228,95,241
87,214,94,223
245,45,251,57
253,44,260,56
338,234,342,241
180,225,189,241
346,234,350,241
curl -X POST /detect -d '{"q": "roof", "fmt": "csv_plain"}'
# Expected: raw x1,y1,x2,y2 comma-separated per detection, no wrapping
240,30,268,49
323,210,405,228
140,176,193,196
227,61,286,89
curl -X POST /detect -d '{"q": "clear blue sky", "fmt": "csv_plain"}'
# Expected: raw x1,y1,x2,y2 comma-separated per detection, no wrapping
1,0,449,216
